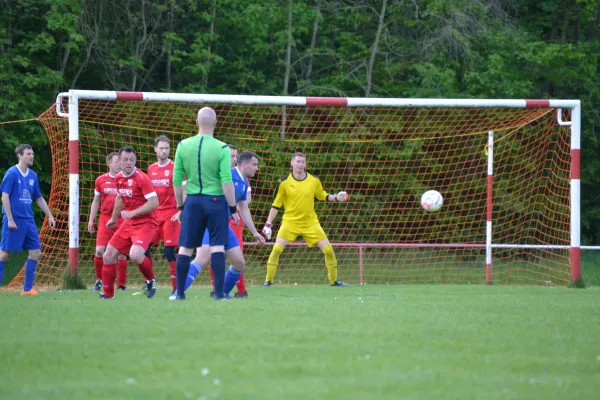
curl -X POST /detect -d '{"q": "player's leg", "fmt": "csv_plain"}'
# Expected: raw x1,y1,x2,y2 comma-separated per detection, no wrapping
114,220,128,290
0,249,7,288
176,196,208,299
0,216,27,289
93,246,106,291
199,228,215,292
102,220,137,298
101,244,122,299
229,221,247,297
162,212,180,294
204,196,229,299
116,254,128,290
0,216,18,287
313,228,347,286
187,242,210,290
265,223,295,286
169,243,210,300
129,224,158,298
22,219,42,294
223,229,243,296
94,215,111,290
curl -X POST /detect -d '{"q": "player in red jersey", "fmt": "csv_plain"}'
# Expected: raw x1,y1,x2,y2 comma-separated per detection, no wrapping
100,146,159,299
147,135,180,296
87,152,129,291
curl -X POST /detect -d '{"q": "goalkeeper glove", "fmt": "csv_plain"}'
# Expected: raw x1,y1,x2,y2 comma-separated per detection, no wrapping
262,222,272,240
336,191,349,202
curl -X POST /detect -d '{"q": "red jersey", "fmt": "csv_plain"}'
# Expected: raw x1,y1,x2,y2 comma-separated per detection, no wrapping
116,168,157,222
94,173,119,216
147,160,177,211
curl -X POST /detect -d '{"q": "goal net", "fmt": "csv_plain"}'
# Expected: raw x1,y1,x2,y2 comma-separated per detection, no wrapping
4,92,581,290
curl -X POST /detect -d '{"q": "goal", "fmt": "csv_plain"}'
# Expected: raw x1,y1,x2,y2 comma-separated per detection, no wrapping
4,91,581,289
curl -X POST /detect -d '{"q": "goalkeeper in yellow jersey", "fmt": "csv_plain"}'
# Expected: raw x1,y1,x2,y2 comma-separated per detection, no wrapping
262,152,348,287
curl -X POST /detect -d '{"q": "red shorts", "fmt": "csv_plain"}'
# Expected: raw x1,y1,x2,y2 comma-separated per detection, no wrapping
152,208,180,246
109,218,157,255
96,214,120,247
229,218,244,252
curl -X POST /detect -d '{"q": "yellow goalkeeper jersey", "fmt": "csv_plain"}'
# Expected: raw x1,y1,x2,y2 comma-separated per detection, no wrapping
272,173,328,227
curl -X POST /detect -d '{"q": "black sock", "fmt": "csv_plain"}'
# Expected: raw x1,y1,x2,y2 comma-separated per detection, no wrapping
211,252,226,298
176,254,191,297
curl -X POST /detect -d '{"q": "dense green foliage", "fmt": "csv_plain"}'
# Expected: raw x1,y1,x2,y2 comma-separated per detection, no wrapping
2,0,599,241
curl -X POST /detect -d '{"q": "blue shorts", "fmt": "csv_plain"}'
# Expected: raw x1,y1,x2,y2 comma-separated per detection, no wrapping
178,194,229,248
0,216,41,252
202,226,239,251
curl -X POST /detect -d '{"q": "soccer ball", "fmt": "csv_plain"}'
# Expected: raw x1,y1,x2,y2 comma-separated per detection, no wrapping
421,190,443,212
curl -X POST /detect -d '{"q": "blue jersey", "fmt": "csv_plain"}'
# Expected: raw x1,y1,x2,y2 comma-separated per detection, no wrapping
0,166,42,219
232,167,249,204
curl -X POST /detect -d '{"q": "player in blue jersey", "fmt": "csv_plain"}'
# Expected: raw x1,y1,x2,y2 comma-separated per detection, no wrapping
0,144,55,294
172,150,265,299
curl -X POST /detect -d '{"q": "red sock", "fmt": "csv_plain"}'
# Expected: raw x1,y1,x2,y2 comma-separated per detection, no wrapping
236,271,246,295
169,260,177,290
117,259,128,287
209,265,215,289
102,263,117,298
137,256,155,281
94,256,103,280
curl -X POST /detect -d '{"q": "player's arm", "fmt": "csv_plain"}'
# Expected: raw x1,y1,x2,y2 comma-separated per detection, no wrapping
262,180,284,239
316,178,348,203
238,199,265,243
220,146,239,222
129,195,158,217
1,172,17,229
35,197,56,228
173,142,185,209
88,193,101,233
127,175,159,218
1,192,16,230
33,178,55,228
107,195,123,228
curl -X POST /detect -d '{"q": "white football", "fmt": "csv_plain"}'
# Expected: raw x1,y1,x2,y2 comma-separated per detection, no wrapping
421,190,444,212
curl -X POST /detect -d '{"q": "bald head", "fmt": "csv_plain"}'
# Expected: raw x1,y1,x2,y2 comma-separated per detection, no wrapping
197,107,217,133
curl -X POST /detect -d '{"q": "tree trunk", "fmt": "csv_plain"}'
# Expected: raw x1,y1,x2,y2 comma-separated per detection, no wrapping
281,0,293,147
560,0,572,43
71,1,103,89
305,2,320,83
166,0,175,90
203,0,217,89
365,0,387,97
282,0,293,96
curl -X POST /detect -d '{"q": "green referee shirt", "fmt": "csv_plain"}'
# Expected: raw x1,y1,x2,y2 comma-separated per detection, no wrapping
173,133,232,195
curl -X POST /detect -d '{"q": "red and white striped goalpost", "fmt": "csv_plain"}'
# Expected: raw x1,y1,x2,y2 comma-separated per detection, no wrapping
56,90,582,284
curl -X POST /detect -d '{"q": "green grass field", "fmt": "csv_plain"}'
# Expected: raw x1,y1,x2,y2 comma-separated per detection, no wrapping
1,285,599,399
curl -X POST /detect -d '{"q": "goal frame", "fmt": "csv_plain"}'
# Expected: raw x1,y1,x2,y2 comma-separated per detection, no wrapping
55,90,582,283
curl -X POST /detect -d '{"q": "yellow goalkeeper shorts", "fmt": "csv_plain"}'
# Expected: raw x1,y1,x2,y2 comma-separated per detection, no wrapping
276,222,328,247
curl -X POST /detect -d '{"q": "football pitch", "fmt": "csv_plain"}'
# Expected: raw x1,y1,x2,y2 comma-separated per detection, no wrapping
1,285,599,399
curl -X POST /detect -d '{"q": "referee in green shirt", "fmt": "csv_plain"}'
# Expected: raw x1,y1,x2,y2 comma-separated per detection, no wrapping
173,107,240,300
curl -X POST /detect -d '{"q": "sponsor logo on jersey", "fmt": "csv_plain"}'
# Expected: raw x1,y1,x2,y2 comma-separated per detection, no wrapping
151,179,171,188
119,188,134,197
